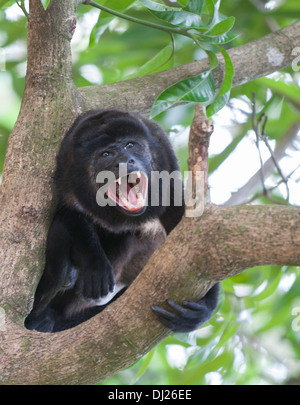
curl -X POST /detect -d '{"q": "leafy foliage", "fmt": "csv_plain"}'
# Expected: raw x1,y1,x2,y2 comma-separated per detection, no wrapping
0,0,300,385
0,0,15,9
102,266,300,385
86,0,236,117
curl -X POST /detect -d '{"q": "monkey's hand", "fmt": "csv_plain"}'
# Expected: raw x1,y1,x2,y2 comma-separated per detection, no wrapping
76,264,115,302
152,284,219,333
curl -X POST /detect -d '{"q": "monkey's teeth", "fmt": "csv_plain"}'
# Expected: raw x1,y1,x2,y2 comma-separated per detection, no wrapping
136,192,144,203
128,171,141,184
108,171,147,211
118,186,144,209
133,184,141,194
119,192,130,206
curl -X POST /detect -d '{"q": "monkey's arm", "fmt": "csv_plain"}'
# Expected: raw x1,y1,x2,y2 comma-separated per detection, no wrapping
29,208,115,316
65,209,115,301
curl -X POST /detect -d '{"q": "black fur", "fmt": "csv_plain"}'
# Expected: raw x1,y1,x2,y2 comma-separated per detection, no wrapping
25,109,219,333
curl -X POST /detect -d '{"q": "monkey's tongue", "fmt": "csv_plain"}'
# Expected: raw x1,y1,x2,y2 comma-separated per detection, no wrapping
106,171,148,212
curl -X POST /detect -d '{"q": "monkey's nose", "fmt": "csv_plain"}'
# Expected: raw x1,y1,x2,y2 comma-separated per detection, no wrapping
127,158,135,166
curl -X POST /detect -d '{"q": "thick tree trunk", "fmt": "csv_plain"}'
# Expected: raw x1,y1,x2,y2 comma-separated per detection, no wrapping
0,0,82,321
0,1,299,384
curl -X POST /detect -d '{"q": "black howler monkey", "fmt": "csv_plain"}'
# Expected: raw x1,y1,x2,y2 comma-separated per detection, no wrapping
25,109,219,333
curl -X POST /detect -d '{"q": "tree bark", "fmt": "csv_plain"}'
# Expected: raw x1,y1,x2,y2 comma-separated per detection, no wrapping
0,2,299,384
0,204,299,385
0,0,83,321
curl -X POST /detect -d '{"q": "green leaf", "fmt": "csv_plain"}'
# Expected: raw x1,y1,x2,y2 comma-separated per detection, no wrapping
258,77,300,104
0,0,14,9
131,348,156,384
139,0,179,12
213,45,234,97
184,0,206,15
216,321,239,348
208,16,235,36
206,91,230,116
205,49,219,71
206,45,234,116
41,0,51,10
140,0,205,28
177,0,188,6
205,0,221,26
126,41,174,79
150,40,235,119
150,71,215,118
98,0,137,20
178,351,234,385
209,132,246,173
89,0,136,45
200,31,238,44
252,267,282,301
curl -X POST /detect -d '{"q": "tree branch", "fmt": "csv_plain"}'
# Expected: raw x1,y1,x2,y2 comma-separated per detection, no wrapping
0,204,299,384
16,0,30,19
225,122,300,206
252,92,290,203
79,21,300,114
185,105,213,217
187,104,214,195
84,1,192,38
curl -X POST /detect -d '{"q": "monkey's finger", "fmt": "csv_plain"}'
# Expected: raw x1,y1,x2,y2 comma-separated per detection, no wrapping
151,305,176,329
182,300,206,311
100,271,115,297
165,299,189,315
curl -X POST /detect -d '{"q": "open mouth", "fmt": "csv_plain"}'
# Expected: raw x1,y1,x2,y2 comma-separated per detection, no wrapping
106,171,148,213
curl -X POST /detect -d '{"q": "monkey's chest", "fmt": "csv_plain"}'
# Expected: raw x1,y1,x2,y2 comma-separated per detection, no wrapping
102,219,166,286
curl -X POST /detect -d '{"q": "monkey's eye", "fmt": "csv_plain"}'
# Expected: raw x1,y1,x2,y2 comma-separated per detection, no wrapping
125,142,134,150
101,151,110,157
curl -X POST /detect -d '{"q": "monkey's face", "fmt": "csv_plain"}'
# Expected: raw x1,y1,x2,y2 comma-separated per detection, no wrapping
55,110,172,230
70,116,155,219
92,136,151,216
